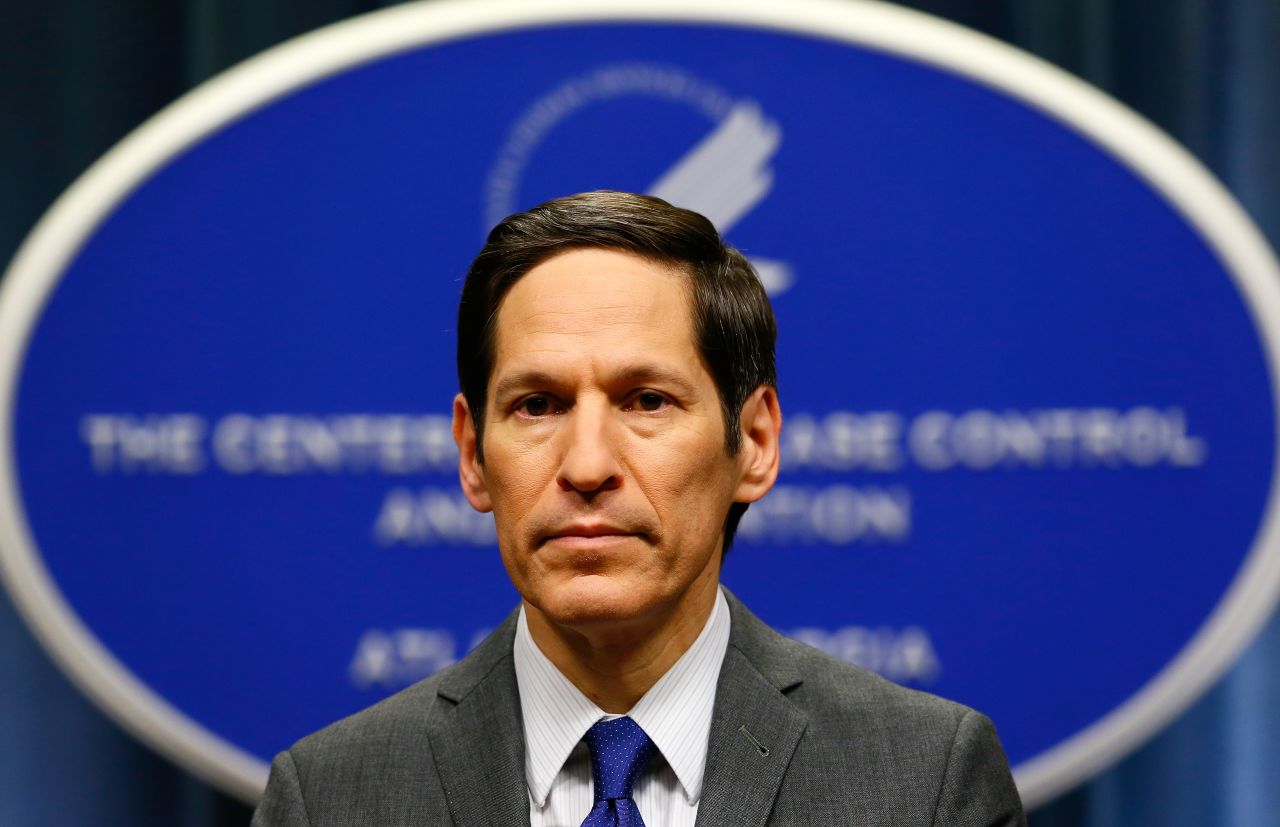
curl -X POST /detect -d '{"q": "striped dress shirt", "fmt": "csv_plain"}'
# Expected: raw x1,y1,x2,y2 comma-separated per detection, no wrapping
513,588,731,827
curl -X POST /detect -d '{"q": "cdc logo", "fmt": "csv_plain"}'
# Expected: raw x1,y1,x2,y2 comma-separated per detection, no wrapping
485,63,792,295
2,0,1278,808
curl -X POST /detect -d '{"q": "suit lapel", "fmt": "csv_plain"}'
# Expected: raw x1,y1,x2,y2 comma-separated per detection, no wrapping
425,594,805,827
429,611,532,827
696,593,808,827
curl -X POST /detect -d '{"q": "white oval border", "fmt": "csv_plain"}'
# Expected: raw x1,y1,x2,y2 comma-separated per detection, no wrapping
2,0,1279,808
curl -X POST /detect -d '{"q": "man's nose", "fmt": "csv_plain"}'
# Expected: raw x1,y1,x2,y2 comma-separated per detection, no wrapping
556,402,622,496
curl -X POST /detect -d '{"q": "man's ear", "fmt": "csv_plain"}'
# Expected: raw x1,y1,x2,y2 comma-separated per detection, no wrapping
453,393,493,513
734,385,782,503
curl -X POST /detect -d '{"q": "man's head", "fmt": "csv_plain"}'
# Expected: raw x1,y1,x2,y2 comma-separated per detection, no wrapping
458,192,776,457
452,191,780,631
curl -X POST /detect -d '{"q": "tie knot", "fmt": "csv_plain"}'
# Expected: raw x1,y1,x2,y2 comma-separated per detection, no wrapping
582,717,658,802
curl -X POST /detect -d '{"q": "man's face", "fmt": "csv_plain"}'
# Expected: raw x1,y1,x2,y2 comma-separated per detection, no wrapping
453,248,775,634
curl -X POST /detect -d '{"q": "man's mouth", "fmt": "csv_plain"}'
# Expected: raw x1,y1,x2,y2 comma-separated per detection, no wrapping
541,524,643,547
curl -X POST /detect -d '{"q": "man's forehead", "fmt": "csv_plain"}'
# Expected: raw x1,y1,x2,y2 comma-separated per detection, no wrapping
481,249,701,391
490,248,696,356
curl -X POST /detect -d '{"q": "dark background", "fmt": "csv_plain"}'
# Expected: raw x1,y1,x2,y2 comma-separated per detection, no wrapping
1,1,1277,824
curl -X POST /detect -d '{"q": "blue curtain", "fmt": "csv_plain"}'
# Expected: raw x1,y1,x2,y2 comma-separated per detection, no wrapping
1,1,1277,823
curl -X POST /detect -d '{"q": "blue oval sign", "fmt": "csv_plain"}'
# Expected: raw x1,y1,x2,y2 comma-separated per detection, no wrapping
2,0,1279,807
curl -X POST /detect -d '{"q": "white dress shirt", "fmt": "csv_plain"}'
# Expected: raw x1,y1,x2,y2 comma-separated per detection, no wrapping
513,588,731,827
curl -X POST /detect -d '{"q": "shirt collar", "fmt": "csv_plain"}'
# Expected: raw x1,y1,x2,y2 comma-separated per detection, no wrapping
513,588,731,807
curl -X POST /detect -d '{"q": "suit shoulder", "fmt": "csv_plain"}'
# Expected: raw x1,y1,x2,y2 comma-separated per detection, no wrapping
255,617,521,825
768,629,975,733
287,615,517,762
752,633,1025,825
258,669,461,824
291,671,447,758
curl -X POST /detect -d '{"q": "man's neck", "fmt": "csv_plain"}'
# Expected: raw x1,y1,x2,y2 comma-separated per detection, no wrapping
523,579,720,713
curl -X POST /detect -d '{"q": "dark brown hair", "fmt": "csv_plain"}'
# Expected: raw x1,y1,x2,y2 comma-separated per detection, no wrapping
457,190,777,552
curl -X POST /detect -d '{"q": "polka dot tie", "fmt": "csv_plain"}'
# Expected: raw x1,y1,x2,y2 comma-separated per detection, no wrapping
579,716,658,827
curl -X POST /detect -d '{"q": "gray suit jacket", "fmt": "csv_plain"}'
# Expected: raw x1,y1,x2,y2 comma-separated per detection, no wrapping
253,592,1026,826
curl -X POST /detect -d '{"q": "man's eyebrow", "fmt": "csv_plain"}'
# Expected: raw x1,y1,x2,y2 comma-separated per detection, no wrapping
491,370,561,402
490,365,701,402
608,365,699,396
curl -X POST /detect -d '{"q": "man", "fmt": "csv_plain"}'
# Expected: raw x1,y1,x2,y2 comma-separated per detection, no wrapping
253,191,1026,826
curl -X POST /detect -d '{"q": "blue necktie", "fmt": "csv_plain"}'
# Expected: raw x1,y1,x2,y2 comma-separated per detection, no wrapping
580,716,658,827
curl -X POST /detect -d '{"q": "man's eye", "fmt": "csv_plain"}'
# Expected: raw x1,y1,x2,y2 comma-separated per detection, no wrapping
517,395,555,417
633,391,668,412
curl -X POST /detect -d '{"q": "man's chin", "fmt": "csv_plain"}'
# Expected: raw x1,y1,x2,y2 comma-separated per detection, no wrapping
527,574,658,630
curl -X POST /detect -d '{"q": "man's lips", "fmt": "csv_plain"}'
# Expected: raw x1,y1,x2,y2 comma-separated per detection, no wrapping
540,525,644,547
